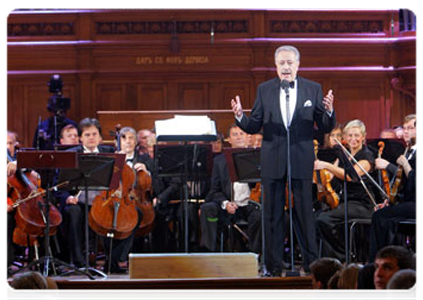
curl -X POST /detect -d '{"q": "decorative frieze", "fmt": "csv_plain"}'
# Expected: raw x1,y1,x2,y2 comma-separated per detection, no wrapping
8,22,74,36
269,20,384,34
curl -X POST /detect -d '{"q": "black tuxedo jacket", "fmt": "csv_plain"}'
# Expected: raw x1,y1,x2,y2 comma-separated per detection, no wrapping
236,76,336,180
56,144,116,208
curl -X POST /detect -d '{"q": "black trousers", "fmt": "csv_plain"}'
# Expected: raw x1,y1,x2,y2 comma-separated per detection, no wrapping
368,201,415,262
262,177,318,272
8,211,16,267
316,200,373,262
200,201,262,253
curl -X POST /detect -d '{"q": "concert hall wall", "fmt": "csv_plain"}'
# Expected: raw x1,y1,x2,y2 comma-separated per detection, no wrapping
7,9,416,147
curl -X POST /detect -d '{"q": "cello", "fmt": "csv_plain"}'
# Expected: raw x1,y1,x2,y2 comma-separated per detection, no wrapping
7,152,62,237
89,163,139,240
131,169,155,237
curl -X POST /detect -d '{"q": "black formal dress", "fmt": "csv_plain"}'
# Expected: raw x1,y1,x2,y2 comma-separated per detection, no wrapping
316,145,375,262
368,149,416,262
200,153,262,253
236,76,336,272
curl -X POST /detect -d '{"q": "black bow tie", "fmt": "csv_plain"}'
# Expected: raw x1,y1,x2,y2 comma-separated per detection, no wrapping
126,158,134,163
280,80,295,90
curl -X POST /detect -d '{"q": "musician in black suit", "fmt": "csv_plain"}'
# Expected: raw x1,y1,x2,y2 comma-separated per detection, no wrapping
200,124,261,253
368,115,416,262
57,118,115,269
231,45,336,275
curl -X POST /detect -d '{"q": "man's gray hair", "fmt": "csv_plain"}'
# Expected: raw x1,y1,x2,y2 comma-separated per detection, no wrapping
120,126,138,142
274,45,300,62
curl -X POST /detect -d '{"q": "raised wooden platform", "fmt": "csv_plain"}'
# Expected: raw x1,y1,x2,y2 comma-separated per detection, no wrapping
129,252,258,279
57,276,312,300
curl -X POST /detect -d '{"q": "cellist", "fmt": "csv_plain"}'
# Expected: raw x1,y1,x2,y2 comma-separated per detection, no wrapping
56,118,115,269
368,115,416,262
7,130,19,273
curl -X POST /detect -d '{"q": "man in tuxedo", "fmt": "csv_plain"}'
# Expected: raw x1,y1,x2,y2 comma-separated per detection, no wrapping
369,115,416,262
57,118,115,269
231,45,336,275
200,124,261,254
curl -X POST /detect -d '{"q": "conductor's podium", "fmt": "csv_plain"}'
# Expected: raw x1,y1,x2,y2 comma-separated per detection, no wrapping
129,252,258,279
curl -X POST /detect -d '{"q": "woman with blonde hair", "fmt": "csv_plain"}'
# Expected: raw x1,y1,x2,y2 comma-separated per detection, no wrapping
337,263,363,289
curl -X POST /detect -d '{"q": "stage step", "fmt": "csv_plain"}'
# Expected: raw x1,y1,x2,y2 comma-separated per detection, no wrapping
129,252,258,279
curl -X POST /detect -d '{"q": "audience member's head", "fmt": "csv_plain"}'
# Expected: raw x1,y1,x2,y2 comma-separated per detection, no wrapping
374,245,415,289
387,269,416,289
9,271,47,289
60,124,79,145
327,270,342,289
310,257,344,289
45,276,58,289
337,263,363,289
357,263,376,289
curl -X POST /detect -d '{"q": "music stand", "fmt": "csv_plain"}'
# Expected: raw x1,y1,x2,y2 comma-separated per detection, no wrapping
155,143,213,252
58,153,121,278
223,147,265,270
10,150,95,279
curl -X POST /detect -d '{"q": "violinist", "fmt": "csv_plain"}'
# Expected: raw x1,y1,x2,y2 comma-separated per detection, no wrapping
57,118,114,268
7,131,19,272
375,114,416,179
199,124,261,254
315,119,375,262
368,115,416,262
324,124,343,149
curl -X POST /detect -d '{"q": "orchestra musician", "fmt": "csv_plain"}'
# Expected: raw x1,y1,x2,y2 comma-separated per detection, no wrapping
138,134,182,252
59,124,79,145
368,115,416,262
136,129,152,156
56,118,115,269
231,45,336,275
199,124,262,254
314,119,375,262
7,131,19,272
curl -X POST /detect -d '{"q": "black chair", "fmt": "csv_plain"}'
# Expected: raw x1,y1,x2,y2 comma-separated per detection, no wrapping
397,219,416,251
348,218,372,263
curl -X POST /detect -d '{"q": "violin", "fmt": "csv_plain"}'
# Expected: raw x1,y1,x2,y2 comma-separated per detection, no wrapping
313,140,339,210
250,183,262,203
7,152,62,237
389,146,408,204
378,141,391,199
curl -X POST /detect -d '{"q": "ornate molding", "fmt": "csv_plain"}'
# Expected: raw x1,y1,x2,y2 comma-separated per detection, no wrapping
96,20,248,35
8,22,75,36
269,20,384,34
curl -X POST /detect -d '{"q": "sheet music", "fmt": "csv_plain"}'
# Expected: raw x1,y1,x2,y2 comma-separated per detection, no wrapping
155,115,217,139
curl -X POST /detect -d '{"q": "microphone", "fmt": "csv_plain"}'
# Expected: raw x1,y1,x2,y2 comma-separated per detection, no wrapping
280,80,290,93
